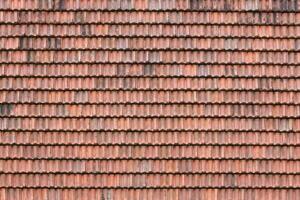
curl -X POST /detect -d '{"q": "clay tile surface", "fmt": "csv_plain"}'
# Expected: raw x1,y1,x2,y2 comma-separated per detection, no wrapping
0,0,300,199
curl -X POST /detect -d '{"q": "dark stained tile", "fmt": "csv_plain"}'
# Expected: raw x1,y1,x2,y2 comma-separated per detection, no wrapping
143,64,154,75
189,0,201,9
0,103,13,115
57,0,65,10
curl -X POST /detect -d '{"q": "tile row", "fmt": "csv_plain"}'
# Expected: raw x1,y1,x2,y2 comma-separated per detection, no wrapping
0,188,299,200
1,159,300,173
2,38,299,51
1,174,300,188
1,51,299,64
1,24,299,37
1,0,299,11
1,91,299,104
1,64,299,78
0,145,299,159
1,104,299,118
0,118,298,131
0,131,298,145
1,11,299,25
1,77,299,91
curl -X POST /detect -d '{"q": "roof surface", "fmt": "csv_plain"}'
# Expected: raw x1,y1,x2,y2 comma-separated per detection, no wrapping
0,0,300,199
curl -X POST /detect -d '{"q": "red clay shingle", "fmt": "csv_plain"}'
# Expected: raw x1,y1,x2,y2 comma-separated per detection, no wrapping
0,0,300,199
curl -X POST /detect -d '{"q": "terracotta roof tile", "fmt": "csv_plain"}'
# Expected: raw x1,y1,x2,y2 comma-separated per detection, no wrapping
0,0,299,199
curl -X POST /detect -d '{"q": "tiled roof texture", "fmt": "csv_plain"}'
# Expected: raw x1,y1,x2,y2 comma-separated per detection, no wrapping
0,0,300,199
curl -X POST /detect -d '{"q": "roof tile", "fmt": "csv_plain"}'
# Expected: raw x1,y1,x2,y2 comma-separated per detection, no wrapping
0,0,299,199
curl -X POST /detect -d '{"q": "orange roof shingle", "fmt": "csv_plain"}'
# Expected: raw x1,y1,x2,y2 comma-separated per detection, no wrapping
0,0,300,199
